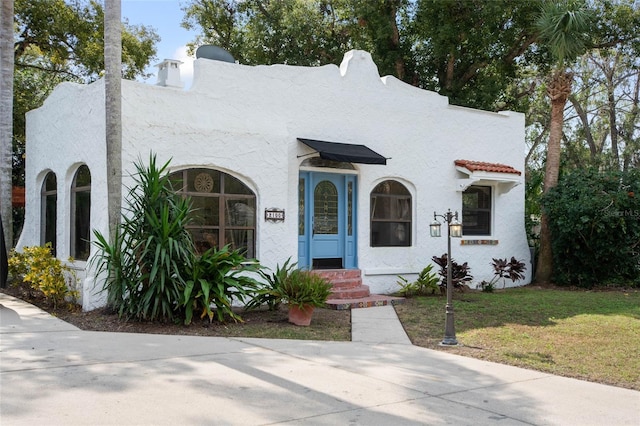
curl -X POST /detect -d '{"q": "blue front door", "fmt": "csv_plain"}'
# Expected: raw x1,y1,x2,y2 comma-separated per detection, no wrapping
298,172,357,270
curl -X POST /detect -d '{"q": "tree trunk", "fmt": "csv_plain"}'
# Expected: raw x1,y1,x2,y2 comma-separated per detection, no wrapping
0,0,14,250
621,71,639,170
605,70,620,170
105,0,122,243
535,70,572,284
387,0,404,80
568,94,597,162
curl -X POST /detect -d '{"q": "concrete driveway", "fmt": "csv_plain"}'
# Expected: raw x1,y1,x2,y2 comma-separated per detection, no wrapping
1,293,638,425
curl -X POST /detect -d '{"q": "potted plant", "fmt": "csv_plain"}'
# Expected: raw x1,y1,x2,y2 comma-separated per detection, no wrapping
278,269,332,326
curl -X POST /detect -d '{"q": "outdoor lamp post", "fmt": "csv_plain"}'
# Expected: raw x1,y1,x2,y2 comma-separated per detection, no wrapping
430,209,463,345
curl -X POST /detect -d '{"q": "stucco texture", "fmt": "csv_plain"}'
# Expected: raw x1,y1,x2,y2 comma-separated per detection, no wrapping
21,50,530,309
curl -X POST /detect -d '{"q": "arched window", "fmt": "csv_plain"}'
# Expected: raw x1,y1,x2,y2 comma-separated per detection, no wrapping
370,180,412,247
169,169,256,257
41,172,57,255
70,165,91,260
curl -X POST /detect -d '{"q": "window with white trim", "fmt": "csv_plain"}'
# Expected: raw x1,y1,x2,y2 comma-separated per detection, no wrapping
70,165,91,260
41,172,57,255
370,180,411,247
462,185,491,235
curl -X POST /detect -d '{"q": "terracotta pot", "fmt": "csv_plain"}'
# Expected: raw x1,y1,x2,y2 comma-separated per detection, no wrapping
288,304,315,326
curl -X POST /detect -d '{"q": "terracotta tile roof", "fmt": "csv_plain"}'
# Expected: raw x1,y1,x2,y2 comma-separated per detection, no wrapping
455,160,522,175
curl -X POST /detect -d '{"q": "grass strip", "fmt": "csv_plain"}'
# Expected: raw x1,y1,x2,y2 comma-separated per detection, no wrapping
394,287,640,390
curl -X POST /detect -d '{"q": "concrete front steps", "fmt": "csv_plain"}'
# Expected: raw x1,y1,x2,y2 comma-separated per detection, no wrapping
311,269,404,310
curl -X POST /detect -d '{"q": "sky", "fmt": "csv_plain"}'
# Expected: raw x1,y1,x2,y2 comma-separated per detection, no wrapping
122,0,197,88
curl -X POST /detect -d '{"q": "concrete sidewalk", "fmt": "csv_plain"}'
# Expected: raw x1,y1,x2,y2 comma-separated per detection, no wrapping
1,292,639,425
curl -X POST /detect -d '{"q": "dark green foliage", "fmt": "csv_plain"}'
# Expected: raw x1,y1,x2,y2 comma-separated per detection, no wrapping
246,257,297,311
413,0,546,110
93,154,262,324
181,245,260,324
432,254,473,290
276,269,332,309
542,167,640,287
15,0,159,81
93,154,194,322
181,0,547,111
396,264,440,296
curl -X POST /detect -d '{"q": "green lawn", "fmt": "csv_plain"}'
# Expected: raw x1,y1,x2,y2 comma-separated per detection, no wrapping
394,287,640,390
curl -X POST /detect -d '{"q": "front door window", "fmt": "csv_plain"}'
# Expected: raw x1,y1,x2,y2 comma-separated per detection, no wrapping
314,180,338,234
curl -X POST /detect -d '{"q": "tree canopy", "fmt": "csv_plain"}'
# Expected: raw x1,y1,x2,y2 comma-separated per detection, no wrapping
182,0,549,111
3,0,159,243
15,0,158,81
11,0,159,187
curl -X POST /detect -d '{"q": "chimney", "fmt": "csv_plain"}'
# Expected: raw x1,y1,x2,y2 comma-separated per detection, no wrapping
156,59,183,88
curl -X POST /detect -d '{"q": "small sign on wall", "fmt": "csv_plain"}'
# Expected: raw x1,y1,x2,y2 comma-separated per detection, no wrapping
461,239,499,245
265,208,285,222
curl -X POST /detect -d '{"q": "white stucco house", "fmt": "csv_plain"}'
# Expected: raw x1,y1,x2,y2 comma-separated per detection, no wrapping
19,50,531,310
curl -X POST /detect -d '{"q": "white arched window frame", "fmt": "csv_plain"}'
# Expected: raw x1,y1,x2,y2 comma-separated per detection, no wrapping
70,165,91,260
41,171,57,255
370,180,412,247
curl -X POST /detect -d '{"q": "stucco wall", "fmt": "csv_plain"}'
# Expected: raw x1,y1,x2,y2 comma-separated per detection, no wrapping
21,50,531,309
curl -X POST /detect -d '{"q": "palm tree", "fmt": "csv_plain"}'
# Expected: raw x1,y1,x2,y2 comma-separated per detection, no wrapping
1,0,14,255
105,0,122,243
535,1,592,283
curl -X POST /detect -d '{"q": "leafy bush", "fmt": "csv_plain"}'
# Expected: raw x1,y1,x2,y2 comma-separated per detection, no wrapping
432,253,473,291
8,243,77,307
93,154,263,324
93,154,196,322
396,264,440,296
246,257,297,311
480,257,527,292
542,168,640,287
181,245,260,325
277,269,332,309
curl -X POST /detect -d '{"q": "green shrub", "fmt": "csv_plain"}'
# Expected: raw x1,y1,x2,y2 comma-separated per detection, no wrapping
93,154,195,322
93,154,262,324
181,245,260,325
542,168,640,287
245,257,297,311
397,264,440,296
8,243,77,307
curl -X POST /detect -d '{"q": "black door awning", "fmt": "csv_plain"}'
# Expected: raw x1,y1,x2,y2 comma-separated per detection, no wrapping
298,138,387,165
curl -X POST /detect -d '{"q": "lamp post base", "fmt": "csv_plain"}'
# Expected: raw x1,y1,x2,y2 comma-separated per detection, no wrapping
440,337,459,346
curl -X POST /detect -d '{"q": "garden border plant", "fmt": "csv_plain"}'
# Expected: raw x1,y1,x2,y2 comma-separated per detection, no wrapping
431,253,473,292
182,244,260,325
93,154,195,322
245,257,297,312
480,257,527,292
92,153,261,324
396,264,440,296
7,243,78,308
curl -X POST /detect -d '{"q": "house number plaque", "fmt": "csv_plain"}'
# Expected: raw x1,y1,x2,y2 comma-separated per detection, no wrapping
265,208,285,222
